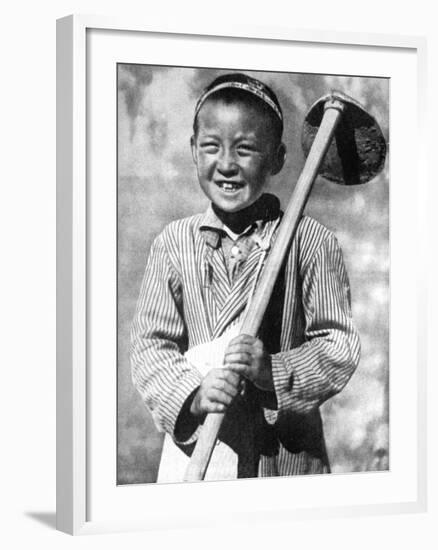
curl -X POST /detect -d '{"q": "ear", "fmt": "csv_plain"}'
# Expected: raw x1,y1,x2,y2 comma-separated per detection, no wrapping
190,135,198,165
270,142,286,176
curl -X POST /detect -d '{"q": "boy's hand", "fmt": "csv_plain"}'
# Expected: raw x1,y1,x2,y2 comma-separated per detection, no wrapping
223,334,274,392
190,368,240,417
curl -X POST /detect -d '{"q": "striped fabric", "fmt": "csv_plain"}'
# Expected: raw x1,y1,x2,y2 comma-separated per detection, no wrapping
131,198,360,480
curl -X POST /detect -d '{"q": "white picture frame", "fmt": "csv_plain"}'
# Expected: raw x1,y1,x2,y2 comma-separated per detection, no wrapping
56,14,427,535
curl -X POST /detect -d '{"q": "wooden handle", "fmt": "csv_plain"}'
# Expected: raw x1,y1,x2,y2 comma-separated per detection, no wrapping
184,98,345,482
184,413,225,482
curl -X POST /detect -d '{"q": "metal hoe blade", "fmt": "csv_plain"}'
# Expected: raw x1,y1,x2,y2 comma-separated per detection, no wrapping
301,91,387,185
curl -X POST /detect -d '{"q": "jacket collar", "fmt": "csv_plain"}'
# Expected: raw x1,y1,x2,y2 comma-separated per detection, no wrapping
199,193,281,248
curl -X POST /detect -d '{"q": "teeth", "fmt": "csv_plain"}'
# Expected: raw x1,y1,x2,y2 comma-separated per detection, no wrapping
219,182,240,191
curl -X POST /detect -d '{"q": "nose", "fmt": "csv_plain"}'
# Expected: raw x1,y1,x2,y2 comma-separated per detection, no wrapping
217,149,238,176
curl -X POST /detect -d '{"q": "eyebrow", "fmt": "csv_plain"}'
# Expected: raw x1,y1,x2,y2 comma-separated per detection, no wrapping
234,132,258,142
197,131,259,142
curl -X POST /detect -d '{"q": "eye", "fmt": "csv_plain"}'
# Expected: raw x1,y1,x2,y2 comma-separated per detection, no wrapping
200,141,219,153
236,143,256,156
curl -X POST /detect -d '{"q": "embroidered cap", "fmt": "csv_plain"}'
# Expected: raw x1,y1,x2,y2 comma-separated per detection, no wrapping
194,73,283,124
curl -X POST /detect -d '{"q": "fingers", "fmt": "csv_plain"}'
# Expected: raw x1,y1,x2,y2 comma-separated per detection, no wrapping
224,341,253,366
224,350,252,366
225,363,251,382
209,370,240,399
226,335,264,357
224,337,266,376
205,387,234,407
193,369,241,415
191,392,227,415
228,334,257,347
199,401,227,414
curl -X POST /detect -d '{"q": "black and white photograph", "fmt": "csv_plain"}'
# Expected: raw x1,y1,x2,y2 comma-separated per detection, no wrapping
1,0,434,544
117,65,389,485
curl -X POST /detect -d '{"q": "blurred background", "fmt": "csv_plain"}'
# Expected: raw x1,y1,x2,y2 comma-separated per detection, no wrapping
117,65,389,484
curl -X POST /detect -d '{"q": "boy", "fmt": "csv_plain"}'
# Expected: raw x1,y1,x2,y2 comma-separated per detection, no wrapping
131,73,360,481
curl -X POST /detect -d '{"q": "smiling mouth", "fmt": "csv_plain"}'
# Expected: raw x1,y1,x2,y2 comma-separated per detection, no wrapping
215,181,244,193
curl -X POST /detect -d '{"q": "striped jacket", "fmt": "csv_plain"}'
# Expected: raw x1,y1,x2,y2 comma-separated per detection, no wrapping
131,200,360,479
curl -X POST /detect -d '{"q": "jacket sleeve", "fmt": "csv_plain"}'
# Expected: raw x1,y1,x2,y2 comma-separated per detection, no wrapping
130,233,203,444
269,232,360,421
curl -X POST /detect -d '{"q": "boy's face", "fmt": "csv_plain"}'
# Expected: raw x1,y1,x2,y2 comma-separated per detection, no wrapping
191,99,285,213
